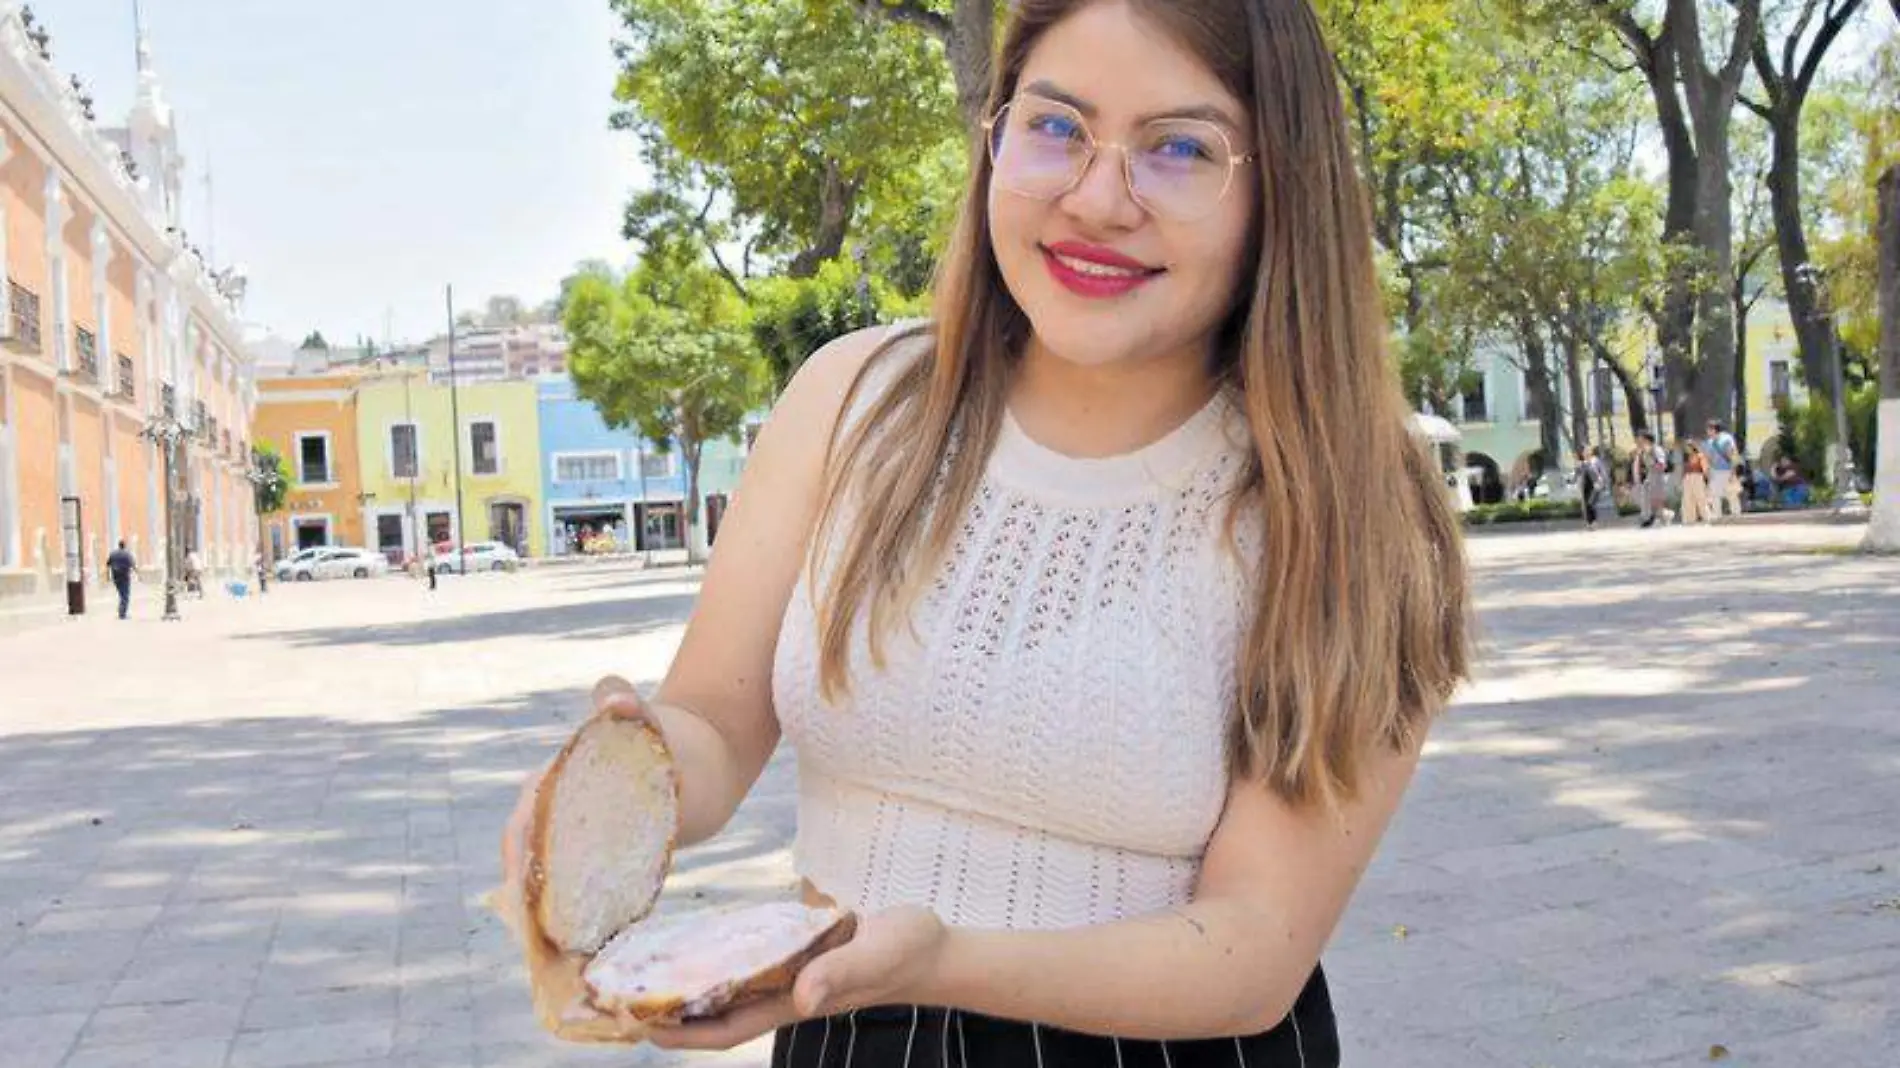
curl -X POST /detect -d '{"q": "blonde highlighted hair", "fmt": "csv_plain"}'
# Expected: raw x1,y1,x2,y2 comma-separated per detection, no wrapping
809,0,1470,811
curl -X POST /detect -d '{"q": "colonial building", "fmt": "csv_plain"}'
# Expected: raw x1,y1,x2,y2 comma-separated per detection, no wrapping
0,7,259,617
536,375,748,558
253,371,366,557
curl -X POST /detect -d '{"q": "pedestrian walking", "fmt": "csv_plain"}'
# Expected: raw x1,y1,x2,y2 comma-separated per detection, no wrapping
106,540,136,620
1633,431,1670,527
1705,420,1743,519
1578,446,1606,530
1681,441,1715,524
255,552,270,595
498,2,1471,1063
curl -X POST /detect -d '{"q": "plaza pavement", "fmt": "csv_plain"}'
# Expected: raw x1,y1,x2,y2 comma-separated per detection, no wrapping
0,521,1895,1067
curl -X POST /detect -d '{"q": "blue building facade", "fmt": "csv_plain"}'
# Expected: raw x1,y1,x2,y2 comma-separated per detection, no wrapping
536,377,750,556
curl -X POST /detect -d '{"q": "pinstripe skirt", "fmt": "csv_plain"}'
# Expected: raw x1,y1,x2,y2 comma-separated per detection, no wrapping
771,964,1336,1068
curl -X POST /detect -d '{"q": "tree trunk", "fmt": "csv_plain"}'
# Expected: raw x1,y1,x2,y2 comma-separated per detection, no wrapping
1516,317,1562,474
1594,340,1650,436
1766,110,1839,405
1668,0,1760,435
946,0,997,128
1866,165,1900,550
787,161,857,278
681,436,707,564
860,0,995,128
1561,332,1590,458
1734,284,1753,453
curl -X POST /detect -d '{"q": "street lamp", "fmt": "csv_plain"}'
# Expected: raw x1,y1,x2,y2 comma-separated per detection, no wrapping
137,408,189,621
1793,262,1860,509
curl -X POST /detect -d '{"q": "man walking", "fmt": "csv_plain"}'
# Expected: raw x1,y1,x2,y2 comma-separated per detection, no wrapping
106,540,136,620
1706,420,1743,519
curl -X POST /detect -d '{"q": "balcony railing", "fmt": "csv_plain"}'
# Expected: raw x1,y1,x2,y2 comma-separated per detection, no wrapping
74,327,99,381
116,355,135,401
4,281,42,354
160,383,176,420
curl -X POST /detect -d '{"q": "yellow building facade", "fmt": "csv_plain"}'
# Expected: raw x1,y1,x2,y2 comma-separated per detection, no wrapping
253,373,366,557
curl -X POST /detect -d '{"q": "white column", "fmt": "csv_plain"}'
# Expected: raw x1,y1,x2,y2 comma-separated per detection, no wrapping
0,367,17,568
44,171,67,370
90,220,111,393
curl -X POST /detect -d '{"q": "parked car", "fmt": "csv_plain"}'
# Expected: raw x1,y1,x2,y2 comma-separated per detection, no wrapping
433,541,521,573
280,547,387,582
274,547,328,582
314,547,390,580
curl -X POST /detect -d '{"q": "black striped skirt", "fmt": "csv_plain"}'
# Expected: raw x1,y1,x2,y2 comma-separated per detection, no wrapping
771,964,1337,1068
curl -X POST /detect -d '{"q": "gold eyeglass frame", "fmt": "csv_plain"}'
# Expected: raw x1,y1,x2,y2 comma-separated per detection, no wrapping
982,95,1258,222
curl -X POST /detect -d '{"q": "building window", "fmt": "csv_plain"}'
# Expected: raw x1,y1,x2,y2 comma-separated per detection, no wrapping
295,433,333,485
1769,360,1792,407
555,452,620,483
1461,376,1489,423
469,420,500,475
638,450,674,480
390,423,419,479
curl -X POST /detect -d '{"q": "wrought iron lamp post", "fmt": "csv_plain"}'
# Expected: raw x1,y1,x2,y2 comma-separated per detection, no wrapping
137,410,189,621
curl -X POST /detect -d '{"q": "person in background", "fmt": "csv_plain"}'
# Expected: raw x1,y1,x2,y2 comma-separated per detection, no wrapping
1705,420,1742,519
1578,446,1606,530
106,540,136,620
1633,431,1669,528
1680,441,1714,525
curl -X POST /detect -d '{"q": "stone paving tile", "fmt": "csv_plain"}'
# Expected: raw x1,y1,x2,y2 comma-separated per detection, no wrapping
1,531,1896,1068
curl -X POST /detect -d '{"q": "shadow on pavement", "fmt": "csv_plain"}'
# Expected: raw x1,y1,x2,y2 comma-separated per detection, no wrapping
239,592,700,650
0,682,797,1067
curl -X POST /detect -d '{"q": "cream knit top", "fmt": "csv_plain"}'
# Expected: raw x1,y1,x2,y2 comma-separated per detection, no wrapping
773,352,1260,931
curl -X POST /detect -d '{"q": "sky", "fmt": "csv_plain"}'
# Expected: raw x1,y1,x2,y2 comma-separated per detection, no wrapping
52,0,646,346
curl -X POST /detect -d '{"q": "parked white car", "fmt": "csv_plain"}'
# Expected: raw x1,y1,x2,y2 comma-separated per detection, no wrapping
433,541,521,574
315,547,390,580
274,547,328,582
280,547,387,582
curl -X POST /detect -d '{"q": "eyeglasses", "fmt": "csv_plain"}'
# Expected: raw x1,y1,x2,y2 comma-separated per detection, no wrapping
983,95,1256,222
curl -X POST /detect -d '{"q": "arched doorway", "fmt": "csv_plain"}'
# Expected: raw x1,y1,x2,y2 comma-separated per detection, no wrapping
1464,451,1505,505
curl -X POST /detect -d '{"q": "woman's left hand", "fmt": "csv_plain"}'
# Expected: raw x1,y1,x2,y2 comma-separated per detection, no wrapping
648,905,950,1052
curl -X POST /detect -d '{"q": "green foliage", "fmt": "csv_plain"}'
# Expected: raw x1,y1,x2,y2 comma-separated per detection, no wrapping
1462,498,1640,525
1775,397,1839,489
563,249,771,552
609,0,960,279
251,444,291,516
298,331,329,351
1848,384,1880,480
748,259,928,388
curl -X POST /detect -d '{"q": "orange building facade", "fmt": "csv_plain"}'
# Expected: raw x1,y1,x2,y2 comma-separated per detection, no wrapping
253,374,365,556
0,14,259,617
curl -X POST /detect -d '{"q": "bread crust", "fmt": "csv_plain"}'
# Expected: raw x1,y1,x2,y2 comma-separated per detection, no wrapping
513,706,680,1044
586,910,859,1023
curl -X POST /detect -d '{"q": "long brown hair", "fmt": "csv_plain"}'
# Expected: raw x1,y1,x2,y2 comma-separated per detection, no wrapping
809,0,1470,811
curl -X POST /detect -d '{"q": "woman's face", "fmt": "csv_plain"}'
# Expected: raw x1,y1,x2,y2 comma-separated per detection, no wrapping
987,0,1257,374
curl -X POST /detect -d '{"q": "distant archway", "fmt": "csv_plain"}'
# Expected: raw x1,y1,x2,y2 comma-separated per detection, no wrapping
1464,451,1505,505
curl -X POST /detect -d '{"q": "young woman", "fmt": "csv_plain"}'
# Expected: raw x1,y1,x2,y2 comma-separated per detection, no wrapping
1681,442,1714,526
503,1,1470,1064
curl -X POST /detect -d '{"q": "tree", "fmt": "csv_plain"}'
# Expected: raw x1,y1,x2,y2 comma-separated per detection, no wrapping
610,0,958,284
1866,164,1900,549
563,251,769,562
251,444,291,516
298,331,329,351
483,295,527,327
1433,40,1667,464
1744,0,1870,409
831,0,1000,128
749,256,928,388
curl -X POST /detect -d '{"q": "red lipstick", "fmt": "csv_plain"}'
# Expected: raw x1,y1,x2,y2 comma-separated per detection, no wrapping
1041,241,1161,299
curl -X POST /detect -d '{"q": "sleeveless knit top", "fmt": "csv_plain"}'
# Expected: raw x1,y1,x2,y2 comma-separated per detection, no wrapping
772,349,1261,931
